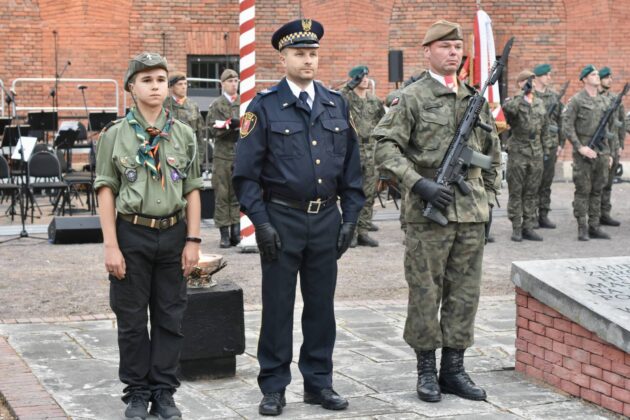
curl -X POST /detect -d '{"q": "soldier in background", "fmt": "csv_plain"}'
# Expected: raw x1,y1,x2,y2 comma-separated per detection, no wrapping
598,66,624,227
206,69,241,248
533,63,563,229
340,65,385,247
164,72,206,166
562,65,613,241
373,20,500,404
503,70,549,242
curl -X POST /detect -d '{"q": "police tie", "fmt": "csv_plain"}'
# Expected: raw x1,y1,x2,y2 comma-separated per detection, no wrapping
299,91,311,111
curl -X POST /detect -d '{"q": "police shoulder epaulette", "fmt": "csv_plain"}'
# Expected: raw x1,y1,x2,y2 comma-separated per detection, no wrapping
100,118,123,134
258,86,278,96
327,87,342,96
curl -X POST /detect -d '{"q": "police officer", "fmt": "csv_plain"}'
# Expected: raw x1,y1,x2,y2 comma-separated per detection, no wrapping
598,66,624,227
563,65,613,240
340,65,385,247
533,63,563,229
503,70,550,242
163,72,206,167
206,69,241,248
95,52,202,420
373,20,501,403
232,18,365,416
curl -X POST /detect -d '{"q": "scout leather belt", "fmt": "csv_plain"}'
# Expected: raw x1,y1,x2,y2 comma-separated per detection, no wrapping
119,212,182,230
266,193,337,214
416,166,482,179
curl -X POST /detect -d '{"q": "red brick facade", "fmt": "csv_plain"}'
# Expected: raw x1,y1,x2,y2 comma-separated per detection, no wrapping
515,287,630,417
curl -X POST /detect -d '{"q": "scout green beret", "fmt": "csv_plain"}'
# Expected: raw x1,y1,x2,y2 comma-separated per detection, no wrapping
349,65,369,79
168,71,186,87
422,20,463,46
533,64,551,77
220,69,239,82
124,52,168,92
599,66,612,79
579,64,597,81
517,70,535,84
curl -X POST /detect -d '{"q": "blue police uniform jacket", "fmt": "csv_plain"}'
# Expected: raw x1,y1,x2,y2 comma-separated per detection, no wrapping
232,78,365,226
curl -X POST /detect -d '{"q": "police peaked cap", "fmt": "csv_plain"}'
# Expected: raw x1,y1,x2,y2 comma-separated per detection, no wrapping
272,18,324,51
124,52,168,91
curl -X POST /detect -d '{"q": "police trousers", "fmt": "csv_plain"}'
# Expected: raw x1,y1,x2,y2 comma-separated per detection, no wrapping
257,201,341,394
110,217,187,402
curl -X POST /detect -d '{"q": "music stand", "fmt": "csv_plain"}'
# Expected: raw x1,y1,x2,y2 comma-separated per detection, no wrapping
54,121,85,172
2,125,31,172
88,111,117,131
27,111,58,132
0,117,11,138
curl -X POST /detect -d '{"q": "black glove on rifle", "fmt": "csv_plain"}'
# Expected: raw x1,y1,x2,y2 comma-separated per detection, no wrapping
412,178,454,210
230,117,241,129
255,223,282,262
336,222,356,259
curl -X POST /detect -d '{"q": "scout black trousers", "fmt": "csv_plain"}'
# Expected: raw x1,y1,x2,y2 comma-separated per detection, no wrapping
110,217,187,402
257,201,341,394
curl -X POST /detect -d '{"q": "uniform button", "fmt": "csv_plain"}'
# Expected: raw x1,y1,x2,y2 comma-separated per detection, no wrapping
285,129,290,134
157,199,161,204
335,127,340,132
312,140,317,146
315,159,321,165
318,178,323,184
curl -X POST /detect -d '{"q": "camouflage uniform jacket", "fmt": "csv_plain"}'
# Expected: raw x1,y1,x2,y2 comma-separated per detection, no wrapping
163,96,204,144
562,89,612,155
339,85,385,141
601,90,626,153
536,88,563,148
373,71,502,224
503,92,552,158
206,94,240,160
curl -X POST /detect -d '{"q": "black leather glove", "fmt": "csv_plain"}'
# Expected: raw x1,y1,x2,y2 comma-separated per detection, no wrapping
522,76,534,95
255,223,282,262
336,222,356,259
230,117,241,129
412,179,454,210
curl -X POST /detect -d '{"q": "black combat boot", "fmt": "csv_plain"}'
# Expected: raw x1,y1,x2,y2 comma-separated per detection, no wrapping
415,350,441,402
439,347,487,401
230,223,241,246
522,228,543,241
588,225,611,240
578,219,589,241
357,233,379,247
600,213,621,227
538,210,556,229
511,227,522,242
368,221,379,232
349,232,358,248
219,227,231,248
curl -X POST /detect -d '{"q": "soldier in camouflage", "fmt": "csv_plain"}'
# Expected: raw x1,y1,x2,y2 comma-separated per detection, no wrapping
503,70,550,242
206,69,241,248
373,20,501,404
598,66,624,227
533,63,563,229
340,65,385,247
163,72,206,167
562,65,614,241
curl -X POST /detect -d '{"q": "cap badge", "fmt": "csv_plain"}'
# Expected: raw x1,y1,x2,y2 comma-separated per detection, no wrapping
302,19,312,32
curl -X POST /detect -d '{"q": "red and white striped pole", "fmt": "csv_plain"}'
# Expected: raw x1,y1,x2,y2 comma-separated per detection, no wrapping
238,0,258,252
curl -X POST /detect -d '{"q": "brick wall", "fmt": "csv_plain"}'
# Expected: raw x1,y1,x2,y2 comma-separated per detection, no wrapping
515,287,630,417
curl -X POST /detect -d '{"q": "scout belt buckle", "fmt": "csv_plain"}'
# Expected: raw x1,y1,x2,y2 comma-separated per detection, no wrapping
307,198,322,214
158,217,173,229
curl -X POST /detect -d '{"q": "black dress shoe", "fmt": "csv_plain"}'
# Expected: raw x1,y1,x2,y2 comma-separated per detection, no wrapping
304,388,348,410
259,392,286,416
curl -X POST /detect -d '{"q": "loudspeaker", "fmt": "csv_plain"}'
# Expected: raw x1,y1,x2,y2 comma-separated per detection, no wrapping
388,50,404,83
48,216,103,244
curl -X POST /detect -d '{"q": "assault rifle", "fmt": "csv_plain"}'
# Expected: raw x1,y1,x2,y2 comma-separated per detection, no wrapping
588,82,630,151
546,81,569,118
422,37,514,226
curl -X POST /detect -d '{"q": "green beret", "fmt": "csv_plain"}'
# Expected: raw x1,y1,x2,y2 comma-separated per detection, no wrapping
517,70,535,84
124,52,168,92
220,69,239,82
533,64,551,77
168,71,186,87
599,66,612,79
422,20,463,46
348,65,368,78
579,64,597,81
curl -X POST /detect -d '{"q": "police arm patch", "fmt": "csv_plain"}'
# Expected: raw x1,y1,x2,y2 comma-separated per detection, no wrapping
240,112,257,138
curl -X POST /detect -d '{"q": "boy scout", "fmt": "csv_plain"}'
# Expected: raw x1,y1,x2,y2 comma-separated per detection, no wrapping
95,52,202,420
233,18,365,416
373,20,501,403
206,69,241,248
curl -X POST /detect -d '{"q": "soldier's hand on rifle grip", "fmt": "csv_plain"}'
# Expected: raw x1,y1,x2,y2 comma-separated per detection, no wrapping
412,178,454,210
255,223,282,262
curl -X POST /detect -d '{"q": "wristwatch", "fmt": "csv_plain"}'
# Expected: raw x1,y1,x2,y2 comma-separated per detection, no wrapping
185,236,202,243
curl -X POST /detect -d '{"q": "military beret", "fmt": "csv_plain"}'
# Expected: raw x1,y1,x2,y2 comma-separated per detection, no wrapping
533,64,551,77
579,64,597,81
422,20,463,46
168,71,186,87
348,65,368,79
271,19,324,51
599,66,612,79
124,52,168,92
220,69,239,82
517,70,535,84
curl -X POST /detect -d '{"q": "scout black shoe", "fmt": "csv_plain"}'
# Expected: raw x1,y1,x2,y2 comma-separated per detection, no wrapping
439,347,487,401
416,350,441,402
522,228,543,241
357,233,379,247
124,394,149,420
150,390,182,420
304,388,349,410
588,226,611,240
600,214,621,227
219,226,231,248
259,392,286,416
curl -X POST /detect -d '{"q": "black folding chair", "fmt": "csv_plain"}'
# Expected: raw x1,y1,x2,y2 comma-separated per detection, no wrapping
0,155,21,221
27,151,71,220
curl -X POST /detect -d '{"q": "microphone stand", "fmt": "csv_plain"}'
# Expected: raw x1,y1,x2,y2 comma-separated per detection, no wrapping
78,85,97,214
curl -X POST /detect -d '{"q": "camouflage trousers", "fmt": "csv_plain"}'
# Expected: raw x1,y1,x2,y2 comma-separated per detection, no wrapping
403,222,485,351
213,157,241,228
601,153,619,216
572,154,609,227
506,151,543,229
357,145,377,235
538,146,557,212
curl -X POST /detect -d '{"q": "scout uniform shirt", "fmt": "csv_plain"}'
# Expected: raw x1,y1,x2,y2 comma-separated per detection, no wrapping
94,108,203,217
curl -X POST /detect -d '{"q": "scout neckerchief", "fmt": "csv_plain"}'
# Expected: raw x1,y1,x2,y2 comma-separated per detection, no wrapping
128,108,174,190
